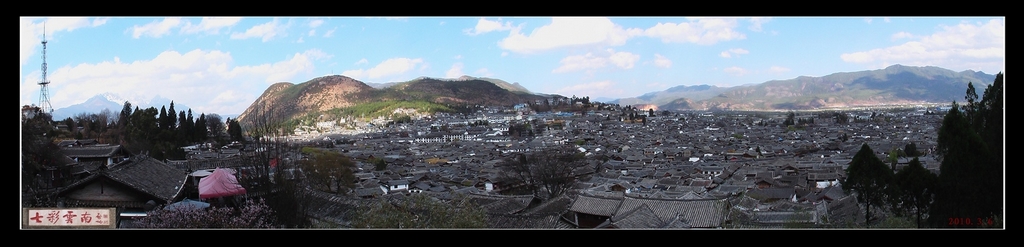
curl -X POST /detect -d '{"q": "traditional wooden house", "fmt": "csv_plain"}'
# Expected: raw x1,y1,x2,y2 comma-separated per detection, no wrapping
60,144,131,167
567,192,624,228
55,154,188,225
380,179,410,194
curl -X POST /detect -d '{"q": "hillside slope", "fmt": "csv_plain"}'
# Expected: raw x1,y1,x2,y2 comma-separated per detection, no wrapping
236,75,550,125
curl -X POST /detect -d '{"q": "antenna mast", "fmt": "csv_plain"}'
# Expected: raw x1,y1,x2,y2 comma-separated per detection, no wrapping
38,22,53,115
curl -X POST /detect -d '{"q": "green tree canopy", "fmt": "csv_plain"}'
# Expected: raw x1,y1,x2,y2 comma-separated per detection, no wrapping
300,148,356,195
904,142,919,157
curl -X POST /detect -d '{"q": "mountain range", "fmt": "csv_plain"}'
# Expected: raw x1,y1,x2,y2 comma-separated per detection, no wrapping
662,64,995,111
50,64,998,123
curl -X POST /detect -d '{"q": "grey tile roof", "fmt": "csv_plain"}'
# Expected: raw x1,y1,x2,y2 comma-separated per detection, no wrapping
748,210,818,224
468,193,534,215
605,203,667,228
355,187,385,197
303,189,371,227
60,145,127,158
748,187,796,201
166,156,246,171
569,193,623,217
58,155,188,205
520,193,573,216
615,195,729,228
486,213,575,229
103,156,189,203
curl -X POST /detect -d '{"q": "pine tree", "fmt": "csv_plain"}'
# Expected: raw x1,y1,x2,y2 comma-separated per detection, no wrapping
159,106,168,129
185,109,195,142
177,110,190,145
195,113,208,143
227,118,244,142
978,73,1003,224
929,101,993,227
843,143,893,228
893,157,938,228
168,101,177,131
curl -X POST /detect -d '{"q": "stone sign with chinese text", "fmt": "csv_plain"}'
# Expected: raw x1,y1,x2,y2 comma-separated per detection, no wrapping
23,208,117,229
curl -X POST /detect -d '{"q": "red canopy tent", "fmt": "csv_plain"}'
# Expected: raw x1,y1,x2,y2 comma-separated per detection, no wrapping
198,168,247,199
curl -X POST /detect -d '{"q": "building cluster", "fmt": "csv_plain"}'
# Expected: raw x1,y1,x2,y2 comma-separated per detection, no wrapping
32,101,947,228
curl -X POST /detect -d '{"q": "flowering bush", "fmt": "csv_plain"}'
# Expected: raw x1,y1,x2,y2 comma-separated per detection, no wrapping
133,198,276,229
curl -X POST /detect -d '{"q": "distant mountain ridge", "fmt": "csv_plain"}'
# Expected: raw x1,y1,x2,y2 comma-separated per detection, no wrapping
626,64,997,111
685,64,996,111
612,84,728,106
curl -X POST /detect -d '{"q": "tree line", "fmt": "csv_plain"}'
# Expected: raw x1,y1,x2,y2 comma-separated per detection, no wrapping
23,100,237,161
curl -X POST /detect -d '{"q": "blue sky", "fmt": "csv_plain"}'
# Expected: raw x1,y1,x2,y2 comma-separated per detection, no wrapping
19,16,1005,116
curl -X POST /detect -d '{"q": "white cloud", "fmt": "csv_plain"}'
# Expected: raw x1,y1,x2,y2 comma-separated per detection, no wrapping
92,18,109,26
748,17,771,32
891,31,914,40
499,17,642,54
653,54,672,68
720,48,749,58
553,49,639,73
355,58,368,65
769,66,791,73
841,19,1004,73
323,27,337,38
20,17,109,67
309,19,324,28
20,48,322,114
303,49,332,61
454,55,462,59
553,53,606,73
642,18,745,45
309,30,316,37
465,18,513,35
723,66,748,76
864,18,873,24
342,58,424,81
446,62,464,78
608,51,640,69
131,17,183,38
231,18,287,42
296,37,304,43
180,17,242,35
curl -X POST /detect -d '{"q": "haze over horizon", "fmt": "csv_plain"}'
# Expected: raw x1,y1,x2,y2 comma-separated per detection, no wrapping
20,16,1005,116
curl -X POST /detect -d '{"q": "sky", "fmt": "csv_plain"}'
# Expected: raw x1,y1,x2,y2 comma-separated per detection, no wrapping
19,16,1005,116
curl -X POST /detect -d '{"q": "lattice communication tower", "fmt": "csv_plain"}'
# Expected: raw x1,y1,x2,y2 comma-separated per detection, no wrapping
38,23,53,115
